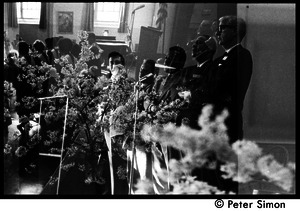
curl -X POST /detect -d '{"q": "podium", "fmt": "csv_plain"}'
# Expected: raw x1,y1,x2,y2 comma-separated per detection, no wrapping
135,26,162,80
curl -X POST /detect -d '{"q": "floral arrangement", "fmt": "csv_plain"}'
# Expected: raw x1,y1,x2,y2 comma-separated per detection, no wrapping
108,85,189,155
137,105,295,194
3,80,14,120
4,31,135,191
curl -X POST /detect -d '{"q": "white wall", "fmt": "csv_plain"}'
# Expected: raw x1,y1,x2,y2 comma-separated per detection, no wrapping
52,3,85,41
238,4,295,143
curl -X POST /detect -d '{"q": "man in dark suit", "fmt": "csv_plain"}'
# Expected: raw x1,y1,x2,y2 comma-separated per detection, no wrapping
211,15,253,145
189,16,252,194
151,46,187,164
176,35,217,129
153,46,187,104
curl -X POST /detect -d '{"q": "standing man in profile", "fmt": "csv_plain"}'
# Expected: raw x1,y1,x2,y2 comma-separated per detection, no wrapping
212,15,253,144
176,35,217,130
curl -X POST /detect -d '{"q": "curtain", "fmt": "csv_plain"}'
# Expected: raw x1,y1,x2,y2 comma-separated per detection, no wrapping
39,3,48,29
8,3,18,28
118,3,129,33
156,3,168,30
170,3,195,48
81,3,94,32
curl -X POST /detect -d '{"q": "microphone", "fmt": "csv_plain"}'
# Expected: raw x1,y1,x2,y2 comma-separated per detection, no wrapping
135,73,153,86
132,5,145,13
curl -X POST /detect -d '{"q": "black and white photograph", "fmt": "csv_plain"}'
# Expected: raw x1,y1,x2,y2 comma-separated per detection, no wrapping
3,2,295,198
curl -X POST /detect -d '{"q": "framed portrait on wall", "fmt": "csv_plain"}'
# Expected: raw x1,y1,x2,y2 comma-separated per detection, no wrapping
58,11,73,34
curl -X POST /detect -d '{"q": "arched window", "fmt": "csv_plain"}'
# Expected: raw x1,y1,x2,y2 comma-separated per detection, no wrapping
16,2,41,24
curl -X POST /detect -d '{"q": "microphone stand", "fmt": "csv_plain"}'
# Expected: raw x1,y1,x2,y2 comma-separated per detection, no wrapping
126,10,136,52
128,7,142,52
128,73,141,194
130,11,135,51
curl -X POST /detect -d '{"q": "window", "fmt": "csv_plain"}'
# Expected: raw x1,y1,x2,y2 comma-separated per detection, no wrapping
16,2,41,24
94,2,123,28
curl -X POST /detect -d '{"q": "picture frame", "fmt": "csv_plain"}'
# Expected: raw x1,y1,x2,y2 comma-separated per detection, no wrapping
58,11,73,34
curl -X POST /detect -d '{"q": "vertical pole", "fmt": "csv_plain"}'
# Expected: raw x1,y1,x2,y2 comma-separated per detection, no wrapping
128,77,140,194
56,97,69,195
104,131,114,195
130,12,135,51
162,18,166,54
38,99,43,134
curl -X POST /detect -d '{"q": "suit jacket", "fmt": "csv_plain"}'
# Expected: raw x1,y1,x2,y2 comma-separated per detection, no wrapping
176,60,214,129
182,59,214,107
210,44,253,142
154,70,184,103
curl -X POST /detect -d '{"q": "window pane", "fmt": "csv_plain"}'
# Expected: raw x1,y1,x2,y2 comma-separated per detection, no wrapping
17,2,41,19
23,10,40,19
98,3,104,11
95,2,121,23
97,11,119,22
104,3,114,11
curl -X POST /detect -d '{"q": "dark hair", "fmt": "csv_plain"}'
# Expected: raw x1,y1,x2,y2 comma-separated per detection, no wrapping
45,37,54,49
57,38,74,54
90,45,100,55
108,51,125,66
143,59,155,73
33,40,46,53
71,43,81,59
17,41,30,56
88,32,96,45
220,16,247,42
6,51,18,64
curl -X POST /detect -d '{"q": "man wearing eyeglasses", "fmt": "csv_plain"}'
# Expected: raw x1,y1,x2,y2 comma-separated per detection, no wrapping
211,15,253,145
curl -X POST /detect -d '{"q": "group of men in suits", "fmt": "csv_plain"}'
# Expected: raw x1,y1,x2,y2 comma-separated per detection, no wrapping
141,15,253,194
109,15,253,194
160,15,253,146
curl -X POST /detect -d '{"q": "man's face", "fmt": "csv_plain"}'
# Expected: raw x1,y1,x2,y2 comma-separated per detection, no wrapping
140,62,151,78
192,36,209,58
164,51,178,73
164,51,174,67
211,20,218,34
216,18,236,47
109,56,122,70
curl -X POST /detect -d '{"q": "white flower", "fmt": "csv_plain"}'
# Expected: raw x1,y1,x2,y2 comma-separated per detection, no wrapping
232,140,262,158
95,101,109,122
257,155,294,192
221,140,263,183
178,90,191,101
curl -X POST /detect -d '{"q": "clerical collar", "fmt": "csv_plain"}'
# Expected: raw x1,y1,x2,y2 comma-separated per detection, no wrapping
225,43,240,54
197,60,209,68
